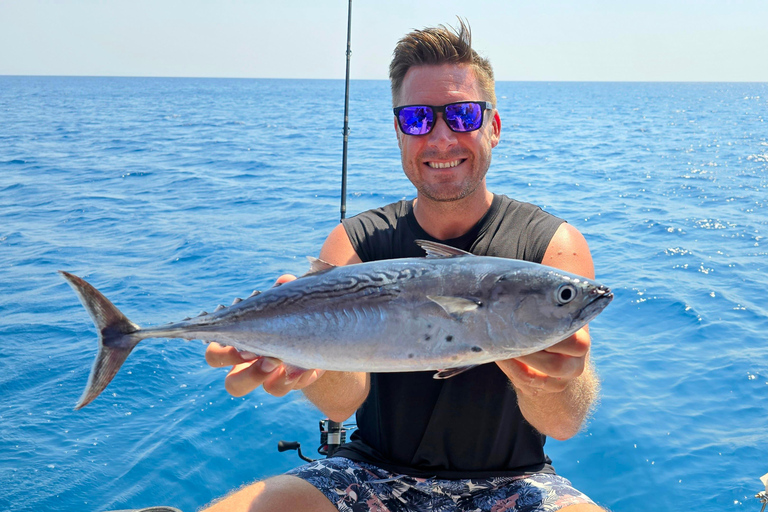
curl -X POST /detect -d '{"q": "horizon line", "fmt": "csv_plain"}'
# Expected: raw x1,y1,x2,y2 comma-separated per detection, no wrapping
1,74,766,84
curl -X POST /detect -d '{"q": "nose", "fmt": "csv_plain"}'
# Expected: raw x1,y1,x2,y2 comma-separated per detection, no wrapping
427,113,458,150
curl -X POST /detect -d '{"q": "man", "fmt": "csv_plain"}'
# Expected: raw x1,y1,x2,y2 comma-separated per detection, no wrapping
203,21,604,512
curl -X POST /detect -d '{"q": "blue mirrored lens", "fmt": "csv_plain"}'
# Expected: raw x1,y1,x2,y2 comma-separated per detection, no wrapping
444,103,483,132
398,106,434,135
395,102,488,135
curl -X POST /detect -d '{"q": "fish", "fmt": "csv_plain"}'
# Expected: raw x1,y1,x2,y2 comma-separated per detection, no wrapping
61,240,613,409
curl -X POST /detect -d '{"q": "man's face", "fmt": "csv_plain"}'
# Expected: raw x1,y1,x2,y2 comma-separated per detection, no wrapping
395,64,501,203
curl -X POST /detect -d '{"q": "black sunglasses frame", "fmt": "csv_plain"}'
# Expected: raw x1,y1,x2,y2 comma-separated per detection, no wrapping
393,101,494,135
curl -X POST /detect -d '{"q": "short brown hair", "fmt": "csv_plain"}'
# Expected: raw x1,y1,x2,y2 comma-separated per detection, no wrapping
389,19,496,107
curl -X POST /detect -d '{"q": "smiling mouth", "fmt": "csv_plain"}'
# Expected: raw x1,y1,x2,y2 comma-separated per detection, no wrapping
427,159,464,169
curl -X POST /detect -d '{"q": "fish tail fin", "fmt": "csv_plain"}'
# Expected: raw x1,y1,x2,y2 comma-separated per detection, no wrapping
59,271,142,409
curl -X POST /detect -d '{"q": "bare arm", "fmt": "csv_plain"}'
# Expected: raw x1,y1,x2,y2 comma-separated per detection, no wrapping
205,223,369,422
495,223,600,440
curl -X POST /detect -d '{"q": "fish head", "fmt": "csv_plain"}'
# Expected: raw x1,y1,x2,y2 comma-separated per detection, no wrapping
488,267,613,350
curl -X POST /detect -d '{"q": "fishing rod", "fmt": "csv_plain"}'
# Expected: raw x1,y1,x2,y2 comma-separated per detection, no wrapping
279,0,353,462
339,0,352,222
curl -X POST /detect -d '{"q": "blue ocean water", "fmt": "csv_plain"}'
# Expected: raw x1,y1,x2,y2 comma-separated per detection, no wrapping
0,76,765,512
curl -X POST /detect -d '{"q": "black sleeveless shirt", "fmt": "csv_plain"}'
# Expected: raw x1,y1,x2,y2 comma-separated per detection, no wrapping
333,194,564,478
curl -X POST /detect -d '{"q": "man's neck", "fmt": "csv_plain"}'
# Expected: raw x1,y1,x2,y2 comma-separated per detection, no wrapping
413,188,495,240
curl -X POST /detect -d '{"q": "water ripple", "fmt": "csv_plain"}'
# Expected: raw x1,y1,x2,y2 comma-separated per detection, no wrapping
0,77,766,512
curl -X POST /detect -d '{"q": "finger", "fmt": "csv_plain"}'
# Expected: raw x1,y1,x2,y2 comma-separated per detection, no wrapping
262,366,324,397
283,368,324,391
274,274,297,286
224,358,281,397
205,342,255,368
497,359,570,395
293,369,325,389
261,366,294,397
542,330,590,357
498,359,544,388
510,330,590,378
514,351,585,380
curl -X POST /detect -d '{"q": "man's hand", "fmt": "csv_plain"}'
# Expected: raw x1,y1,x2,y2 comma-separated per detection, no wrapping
496,326,597,440
204,274,325,398
496,328,590,397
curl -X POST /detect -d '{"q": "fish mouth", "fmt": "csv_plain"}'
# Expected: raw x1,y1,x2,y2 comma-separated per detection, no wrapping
577,285,613,324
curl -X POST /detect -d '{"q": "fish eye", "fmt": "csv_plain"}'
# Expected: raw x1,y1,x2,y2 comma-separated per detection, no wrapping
556,284,577,305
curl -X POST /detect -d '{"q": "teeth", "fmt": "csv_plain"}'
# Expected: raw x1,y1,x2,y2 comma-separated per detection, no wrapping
427,160,461,169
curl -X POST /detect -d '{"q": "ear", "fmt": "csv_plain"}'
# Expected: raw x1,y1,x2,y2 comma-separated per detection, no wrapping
489,109,501,148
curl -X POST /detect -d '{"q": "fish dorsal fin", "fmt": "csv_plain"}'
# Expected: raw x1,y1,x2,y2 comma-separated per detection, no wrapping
427,295,481,320
415,240,473,258
304,256,336,276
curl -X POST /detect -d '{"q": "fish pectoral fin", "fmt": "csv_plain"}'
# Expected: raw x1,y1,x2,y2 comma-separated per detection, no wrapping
304,256,337,276
427,295,481,320
415,240,473,258
433,365,479,379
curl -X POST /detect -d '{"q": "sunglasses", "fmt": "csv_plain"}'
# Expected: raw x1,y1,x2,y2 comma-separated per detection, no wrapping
393,101,494,136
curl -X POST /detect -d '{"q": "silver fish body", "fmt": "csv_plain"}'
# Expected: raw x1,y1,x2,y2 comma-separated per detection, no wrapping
61,241,612,409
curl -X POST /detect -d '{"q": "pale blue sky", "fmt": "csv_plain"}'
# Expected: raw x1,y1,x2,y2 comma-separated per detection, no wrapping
1,0,766,81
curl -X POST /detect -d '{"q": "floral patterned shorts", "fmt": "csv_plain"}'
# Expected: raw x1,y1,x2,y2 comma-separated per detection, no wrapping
286,457,596,512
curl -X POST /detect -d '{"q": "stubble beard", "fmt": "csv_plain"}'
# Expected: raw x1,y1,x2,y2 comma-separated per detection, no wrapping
417,175,485,203
404,152,491,204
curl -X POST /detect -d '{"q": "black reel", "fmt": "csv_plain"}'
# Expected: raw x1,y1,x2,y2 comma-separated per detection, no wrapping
278,420,349,463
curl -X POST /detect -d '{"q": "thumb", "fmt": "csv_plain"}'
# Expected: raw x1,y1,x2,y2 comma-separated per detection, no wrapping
274,274,297,286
